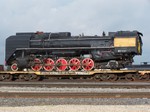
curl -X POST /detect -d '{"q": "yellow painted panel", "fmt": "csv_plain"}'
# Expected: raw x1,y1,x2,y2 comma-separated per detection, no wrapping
114,37,136,47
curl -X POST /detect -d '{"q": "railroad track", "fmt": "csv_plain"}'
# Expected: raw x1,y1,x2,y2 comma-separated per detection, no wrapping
0,92,150,98
0,81,150,88
1,82,150,98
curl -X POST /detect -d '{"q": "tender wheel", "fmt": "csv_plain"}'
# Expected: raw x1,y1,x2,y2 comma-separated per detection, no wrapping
137,73,150,81
99,74,110,81
108,74,118,81
82,58,94,71
56,58,68,71
19,74,40,81
29,74,40,81
31,58,42,71
19,74,30,81
43,58,55,71
125,74,135,81
69,58,80,71
0,74,13,81
11,62,18,71
93,74,102,81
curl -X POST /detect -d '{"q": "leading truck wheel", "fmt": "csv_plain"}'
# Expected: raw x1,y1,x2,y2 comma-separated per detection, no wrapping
82,58,94,71
11,62,19,71
31,58,42,71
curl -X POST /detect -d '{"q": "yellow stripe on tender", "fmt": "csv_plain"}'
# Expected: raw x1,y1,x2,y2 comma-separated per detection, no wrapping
114,37,136,47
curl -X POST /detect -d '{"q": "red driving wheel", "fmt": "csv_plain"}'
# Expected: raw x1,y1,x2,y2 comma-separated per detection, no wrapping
56,58,68,71
31,58,42,71
69,58,80,71
82,58,94,71
43,58,55,71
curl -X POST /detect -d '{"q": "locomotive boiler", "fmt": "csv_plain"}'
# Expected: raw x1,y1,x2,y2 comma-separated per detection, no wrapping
5,31,143,71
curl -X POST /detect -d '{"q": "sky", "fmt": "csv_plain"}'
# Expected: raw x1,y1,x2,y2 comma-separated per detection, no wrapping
0,0,150,64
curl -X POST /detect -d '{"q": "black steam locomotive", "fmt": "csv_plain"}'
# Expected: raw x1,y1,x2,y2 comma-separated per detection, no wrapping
5,31,143,71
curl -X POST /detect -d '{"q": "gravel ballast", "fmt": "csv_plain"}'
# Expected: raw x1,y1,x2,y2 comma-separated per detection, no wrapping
0,98,150,106
1,87,150,93
0,86,150,111
0,105,150,112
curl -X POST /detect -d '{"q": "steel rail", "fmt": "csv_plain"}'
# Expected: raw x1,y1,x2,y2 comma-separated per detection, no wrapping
0,92,150,98
0,82,150,88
